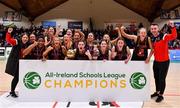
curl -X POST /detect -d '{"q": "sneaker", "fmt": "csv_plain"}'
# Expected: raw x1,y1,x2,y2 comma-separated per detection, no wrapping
151,92,159,98
156,95,164,103
10,91,18,98
102,102,109,106
89,102,97,106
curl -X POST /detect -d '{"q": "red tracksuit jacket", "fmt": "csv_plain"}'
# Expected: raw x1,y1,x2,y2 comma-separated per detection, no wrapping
153,27,177,62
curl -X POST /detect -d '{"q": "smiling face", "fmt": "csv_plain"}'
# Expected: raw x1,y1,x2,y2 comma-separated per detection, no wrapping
48,27,55,35
139,28,147,39
66,29,72,37
53,37,61,47
103,34,110,42
87,33,94,42
37,37,45,48
21,34,29,44
150,24,159,37
74,32,80,42
100,40,108,51
117,39,125,48
29,34,36,43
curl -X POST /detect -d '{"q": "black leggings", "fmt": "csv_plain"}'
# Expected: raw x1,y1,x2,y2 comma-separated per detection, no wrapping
153,60,170,95
11,72,19,92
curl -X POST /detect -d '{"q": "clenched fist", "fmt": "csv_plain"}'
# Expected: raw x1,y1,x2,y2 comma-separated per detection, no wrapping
8,27,13,33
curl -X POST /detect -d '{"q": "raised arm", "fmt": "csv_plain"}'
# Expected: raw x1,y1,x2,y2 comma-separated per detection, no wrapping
124,46,131,64
6,28,17,46
111,37,119,45
23,41,38,57
43,46,53,58
163,21,177,41
61,45,67,55
108,50,112,60
44,36,51,47
145,37,154,63
55,25,61,37
115,27,122,38
85,50,92,60
120,26,137,42
110,27,122,45
111,46,117,59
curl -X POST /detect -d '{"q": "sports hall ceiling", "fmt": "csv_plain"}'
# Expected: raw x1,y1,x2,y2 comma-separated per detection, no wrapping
0,0,179,22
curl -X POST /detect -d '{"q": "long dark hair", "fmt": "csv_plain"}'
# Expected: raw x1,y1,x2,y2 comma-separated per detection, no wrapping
20,33,29,48
99,40,109,54
115,37,127,55
76,41,86,53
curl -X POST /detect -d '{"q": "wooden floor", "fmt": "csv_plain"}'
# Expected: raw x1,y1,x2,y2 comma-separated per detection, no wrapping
0,60,180,108
0,60,13,95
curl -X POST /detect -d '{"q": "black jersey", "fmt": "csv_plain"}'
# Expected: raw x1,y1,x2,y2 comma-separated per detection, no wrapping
74,49,89,60
131,36,149,61
31,46,45,59
97,50,109,60
48,47,65,60
114,46,128,60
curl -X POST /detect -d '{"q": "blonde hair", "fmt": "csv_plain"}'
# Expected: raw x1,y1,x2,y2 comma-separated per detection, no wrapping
138,28,147,36
139,28,147,33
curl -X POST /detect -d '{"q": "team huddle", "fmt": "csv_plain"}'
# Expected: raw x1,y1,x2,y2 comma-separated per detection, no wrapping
5,20,177,104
